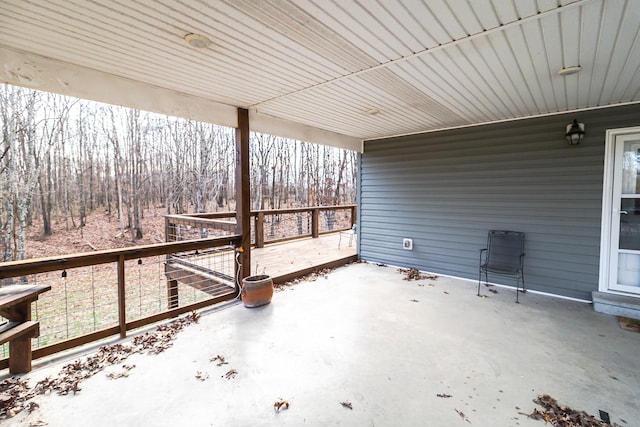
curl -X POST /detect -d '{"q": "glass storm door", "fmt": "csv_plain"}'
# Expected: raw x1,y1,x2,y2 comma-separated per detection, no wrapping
609,134,640,294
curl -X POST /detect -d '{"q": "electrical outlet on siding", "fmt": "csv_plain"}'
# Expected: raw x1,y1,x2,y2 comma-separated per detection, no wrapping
403,238,413,250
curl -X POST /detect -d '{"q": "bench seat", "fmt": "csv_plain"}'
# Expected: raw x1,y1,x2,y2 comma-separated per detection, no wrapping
0,321,39,346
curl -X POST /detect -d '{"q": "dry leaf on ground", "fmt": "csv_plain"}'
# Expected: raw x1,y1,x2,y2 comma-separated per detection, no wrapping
397,268,438,281
274,399,290,413
455,408,471,423
210,355,228,366
195,371,209,381
224,369,238,380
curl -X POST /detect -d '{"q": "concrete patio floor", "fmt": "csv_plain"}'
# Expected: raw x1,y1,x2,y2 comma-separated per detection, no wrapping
4,262,639,426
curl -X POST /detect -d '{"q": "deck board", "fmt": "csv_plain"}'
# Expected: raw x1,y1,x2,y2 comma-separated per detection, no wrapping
252,232,357,281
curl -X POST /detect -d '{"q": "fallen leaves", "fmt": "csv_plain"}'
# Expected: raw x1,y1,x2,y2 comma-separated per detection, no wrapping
409,299,419,303
274,268,333,292
106,364,136,380
274,399,290,413
0,377,36,418
528,394,617,427
210,354,228,366
339,401,353,409
398,268,438,281
0,312,200,418
437,393,452,398
195,371,209,381
224,369,238,380
618,316,640,333
455,408,471,423
488,289,498,294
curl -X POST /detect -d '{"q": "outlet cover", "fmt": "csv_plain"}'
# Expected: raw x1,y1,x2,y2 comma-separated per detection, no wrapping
403,238,413,250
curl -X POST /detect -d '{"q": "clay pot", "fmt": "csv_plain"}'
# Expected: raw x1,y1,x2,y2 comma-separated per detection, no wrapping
241,275,274,308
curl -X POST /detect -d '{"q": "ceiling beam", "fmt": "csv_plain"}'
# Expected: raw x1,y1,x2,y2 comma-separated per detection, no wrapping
0,45,362,151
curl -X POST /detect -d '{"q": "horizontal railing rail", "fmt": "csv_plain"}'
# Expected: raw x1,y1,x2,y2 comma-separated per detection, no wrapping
0,235,241,370
165,204,356,248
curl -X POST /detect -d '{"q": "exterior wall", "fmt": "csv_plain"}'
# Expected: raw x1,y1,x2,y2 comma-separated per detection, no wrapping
359,104,640,300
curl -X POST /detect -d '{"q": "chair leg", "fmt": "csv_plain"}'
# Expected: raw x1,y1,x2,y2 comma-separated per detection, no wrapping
338,233,342,249
477,269,481,296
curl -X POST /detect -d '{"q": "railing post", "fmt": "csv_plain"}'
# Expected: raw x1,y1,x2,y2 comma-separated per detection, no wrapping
255,212,265,248
350,205,357,227
165,217,172,242
312,208,319,238
235,108,251,279
117,255,126,339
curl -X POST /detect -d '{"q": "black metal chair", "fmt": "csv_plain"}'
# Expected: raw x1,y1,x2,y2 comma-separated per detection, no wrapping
478,230,526,303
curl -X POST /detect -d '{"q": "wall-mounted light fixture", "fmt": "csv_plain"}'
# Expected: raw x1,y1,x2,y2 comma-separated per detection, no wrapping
565,119,585,145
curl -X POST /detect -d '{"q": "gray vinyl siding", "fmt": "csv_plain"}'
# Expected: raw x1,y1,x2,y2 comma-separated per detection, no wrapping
359,104,640,301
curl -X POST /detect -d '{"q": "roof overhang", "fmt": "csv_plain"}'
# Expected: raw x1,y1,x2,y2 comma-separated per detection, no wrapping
1,0,639,152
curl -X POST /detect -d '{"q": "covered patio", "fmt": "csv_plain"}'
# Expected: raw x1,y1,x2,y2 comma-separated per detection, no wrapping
3,262,638,426
1,1,640,423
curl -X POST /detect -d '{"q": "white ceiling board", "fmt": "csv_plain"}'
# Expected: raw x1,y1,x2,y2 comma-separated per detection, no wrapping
0,0,638,146
0,46,239,128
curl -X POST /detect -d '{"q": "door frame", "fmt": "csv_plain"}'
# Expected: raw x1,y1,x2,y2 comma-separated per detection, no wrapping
599,126,640,295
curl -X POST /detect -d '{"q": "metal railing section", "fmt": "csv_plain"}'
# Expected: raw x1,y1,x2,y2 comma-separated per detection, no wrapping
0,236,241,368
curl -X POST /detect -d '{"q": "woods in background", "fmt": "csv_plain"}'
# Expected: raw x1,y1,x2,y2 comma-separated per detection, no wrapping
0,84,357,262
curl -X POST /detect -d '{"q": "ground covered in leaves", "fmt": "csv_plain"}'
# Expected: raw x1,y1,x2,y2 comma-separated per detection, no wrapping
0,312,200,419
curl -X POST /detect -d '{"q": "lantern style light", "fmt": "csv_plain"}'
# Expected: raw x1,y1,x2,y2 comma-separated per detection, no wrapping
565,119,585,145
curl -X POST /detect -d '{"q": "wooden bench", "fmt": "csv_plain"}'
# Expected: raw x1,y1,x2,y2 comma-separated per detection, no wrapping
0,285,51,374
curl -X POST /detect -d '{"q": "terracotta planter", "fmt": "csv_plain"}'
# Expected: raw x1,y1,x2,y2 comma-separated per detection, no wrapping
241,275,274,308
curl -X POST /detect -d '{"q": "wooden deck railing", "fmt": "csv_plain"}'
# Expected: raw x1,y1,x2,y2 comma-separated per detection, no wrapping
0,235,241,370
0,205,356,371
165,204,357,248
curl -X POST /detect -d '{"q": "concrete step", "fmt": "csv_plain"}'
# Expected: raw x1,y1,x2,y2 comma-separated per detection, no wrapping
592,291,640,320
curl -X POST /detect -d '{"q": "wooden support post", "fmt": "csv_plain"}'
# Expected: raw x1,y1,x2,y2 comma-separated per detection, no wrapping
312,208,319,238
235,108,251,279
10,335,33,374
117,255,126,339
165,218,173,242
255,212,265,248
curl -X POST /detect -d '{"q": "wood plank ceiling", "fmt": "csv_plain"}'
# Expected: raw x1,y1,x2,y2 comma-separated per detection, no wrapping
0,0,639,150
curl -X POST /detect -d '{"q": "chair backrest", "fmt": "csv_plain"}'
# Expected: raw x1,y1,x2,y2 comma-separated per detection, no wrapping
485,230,525,271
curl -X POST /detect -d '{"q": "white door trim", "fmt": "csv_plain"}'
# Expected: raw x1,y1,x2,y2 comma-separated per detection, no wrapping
599,126,640,295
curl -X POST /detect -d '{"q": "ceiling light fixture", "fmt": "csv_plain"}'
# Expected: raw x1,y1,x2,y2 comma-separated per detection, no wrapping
565,119,585,145
365,108,380,115
184,33,210,49
558,65,581,76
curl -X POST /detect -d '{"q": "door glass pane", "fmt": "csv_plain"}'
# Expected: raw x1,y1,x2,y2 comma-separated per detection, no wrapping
617,253,640,287
621,141,640,194
619,199,640,250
